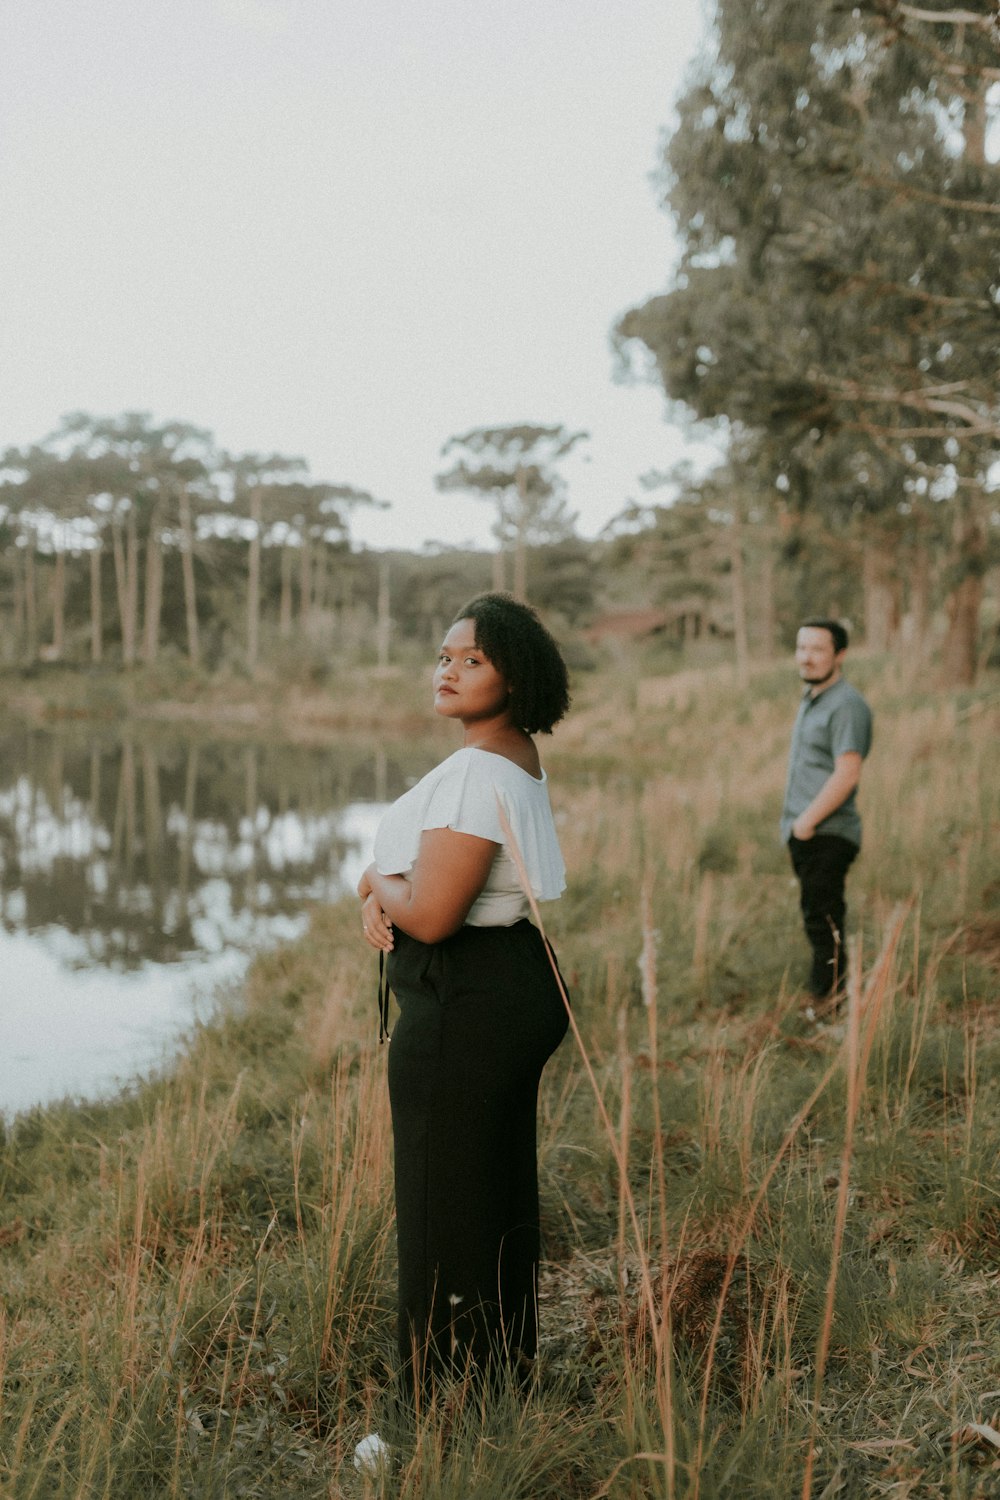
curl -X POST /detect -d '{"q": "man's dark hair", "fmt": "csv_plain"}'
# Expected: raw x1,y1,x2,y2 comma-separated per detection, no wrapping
452,592,570,735
801,617,849,654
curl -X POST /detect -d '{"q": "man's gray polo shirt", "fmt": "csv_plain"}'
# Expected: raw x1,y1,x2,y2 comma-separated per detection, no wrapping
780,678,873,846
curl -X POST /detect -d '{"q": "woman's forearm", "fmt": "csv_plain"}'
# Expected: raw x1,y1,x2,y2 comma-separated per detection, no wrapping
364,865,463,944
363,828,497,944
365,866,415,927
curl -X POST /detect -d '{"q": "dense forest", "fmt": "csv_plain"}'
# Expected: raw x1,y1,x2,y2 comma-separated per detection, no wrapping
2,1,997,683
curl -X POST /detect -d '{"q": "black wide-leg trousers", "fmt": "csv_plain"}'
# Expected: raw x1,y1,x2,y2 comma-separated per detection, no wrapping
787,833,859,998
386,919,568,1388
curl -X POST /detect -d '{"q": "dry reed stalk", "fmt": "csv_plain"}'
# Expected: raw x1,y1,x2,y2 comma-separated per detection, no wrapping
160,1209,212,1372
615,1002,637,1441
800,906,908,1500
744,1261,796,1422
502,804,694,1500
317,1054,392,1366
800,941,862,1500
687,1025,864,1495
699,1031,728,1165
17,1393,83,1500
961,1016,979,1179
616,1004,632,1273
642,867,677,1500
902,951,937,1118
117,1152,151,1402
495,802,665,1377
738,1047,776,1198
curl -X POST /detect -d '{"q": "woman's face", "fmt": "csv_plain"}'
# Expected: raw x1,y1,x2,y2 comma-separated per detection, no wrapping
433,619,510,724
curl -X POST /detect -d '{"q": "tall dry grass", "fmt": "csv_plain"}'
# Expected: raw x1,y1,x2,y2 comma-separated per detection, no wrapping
1,658,998,1496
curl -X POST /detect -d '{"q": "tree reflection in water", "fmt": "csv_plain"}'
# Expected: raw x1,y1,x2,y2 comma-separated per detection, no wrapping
0,724,431,1113
0,725,418,970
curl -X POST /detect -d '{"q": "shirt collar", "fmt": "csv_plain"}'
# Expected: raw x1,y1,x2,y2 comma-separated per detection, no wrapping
801,676,844,705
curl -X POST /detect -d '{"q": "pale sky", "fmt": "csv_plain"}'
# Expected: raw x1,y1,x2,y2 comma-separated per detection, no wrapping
1,0,717,551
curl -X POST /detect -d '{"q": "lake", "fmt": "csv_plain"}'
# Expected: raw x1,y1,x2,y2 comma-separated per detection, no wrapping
0,719,434,1118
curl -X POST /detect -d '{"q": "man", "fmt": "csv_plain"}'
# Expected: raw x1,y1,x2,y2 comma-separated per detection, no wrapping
781,618,873,1002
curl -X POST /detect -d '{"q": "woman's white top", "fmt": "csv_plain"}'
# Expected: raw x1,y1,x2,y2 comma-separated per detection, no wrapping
372,746,565,927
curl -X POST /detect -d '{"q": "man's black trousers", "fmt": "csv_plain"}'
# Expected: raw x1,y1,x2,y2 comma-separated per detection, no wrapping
386,919,568,1390
787,833,859,998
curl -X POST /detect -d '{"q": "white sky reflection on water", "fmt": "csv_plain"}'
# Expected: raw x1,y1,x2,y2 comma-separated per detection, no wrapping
0,799,389,1118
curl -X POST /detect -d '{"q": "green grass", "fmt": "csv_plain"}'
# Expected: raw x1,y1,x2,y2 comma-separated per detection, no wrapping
1,659,999,1497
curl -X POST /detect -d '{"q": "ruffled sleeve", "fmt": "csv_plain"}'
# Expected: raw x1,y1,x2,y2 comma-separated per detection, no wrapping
418,749,506,843
372,748,565,901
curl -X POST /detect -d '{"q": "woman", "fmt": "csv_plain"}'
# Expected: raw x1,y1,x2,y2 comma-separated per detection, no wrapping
357,592,570,1392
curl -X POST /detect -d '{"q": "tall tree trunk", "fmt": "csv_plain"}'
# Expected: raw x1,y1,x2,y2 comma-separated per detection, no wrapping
113,510,140,666
90,544,103,663
377,556,391,668
126,511,140,666
24,541,38,661
143,509,164,664
907,534,930,652
727,514,749,684
111,519,134,665
940,496,985,686
50,548,66,659
299,536,311,633
312,542,328,615
937,84,990,686
111,522,126,657
862,539,898,653
11,564,25,661
758,538,777,659
178,488,200,667
513,466,528,602
247,487,262,671
963,80,987,167
491,546,506,591
279,546,293,636
492,497,508,591
942,571,983,686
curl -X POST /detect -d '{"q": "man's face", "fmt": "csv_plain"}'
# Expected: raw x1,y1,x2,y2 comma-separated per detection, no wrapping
795,626,843,688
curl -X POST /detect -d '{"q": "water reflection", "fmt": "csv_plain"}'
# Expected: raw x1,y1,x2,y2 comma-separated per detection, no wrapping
0,722,433,1114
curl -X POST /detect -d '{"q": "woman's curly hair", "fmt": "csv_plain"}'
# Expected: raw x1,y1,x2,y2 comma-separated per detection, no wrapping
452,592,570,735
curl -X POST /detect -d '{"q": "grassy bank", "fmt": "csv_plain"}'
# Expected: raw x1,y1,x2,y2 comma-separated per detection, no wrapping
0,656,434,742
2,661,999,1498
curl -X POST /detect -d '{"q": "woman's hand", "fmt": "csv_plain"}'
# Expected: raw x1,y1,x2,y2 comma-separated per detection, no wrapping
361,890,394,951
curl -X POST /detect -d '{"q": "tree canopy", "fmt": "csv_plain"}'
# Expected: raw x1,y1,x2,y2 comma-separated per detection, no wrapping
617,0,999,679
436,424,588,600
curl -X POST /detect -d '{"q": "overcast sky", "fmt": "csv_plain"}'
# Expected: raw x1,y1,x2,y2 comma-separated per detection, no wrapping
2,0,717,551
